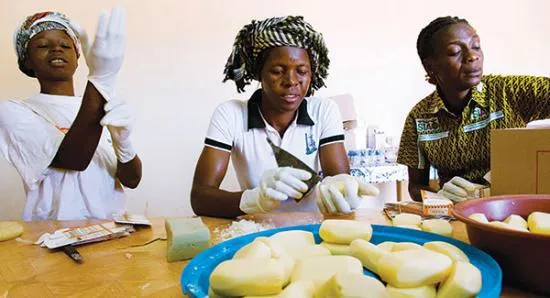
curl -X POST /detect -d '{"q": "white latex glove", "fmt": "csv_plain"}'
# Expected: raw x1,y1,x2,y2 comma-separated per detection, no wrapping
526,119,550,128
316,174,380,215
239,167,312,214
100,99,136,163
74,6,126,102
437,176,487,202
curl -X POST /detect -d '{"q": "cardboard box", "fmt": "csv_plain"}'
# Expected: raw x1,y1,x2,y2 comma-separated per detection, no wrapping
491,128,550,195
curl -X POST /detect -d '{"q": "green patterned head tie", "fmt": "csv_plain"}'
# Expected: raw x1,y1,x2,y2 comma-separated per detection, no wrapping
223,16,330,94
13,11,81,77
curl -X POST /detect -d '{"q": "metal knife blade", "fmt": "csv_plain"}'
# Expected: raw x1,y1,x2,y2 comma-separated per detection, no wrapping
266,138,321,199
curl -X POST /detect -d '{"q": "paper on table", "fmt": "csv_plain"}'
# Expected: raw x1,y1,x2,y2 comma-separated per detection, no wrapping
35,222,134,249
113,213,152,226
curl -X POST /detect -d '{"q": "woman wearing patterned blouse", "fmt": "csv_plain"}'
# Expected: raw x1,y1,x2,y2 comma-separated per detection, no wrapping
398,16,550,202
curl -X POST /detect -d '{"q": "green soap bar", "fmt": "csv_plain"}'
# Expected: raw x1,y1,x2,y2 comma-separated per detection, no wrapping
165,217,210,262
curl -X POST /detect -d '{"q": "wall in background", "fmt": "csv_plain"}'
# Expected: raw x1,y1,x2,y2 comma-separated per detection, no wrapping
1,0,549,219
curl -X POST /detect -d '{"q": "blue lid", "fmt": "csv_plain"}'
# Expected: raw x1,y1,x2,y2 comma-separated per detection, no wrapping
181,224,502,297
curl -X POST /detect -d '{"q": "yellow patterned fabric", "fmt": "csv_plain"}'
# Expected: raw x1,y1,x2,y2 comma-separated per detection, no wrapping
397,75,550,185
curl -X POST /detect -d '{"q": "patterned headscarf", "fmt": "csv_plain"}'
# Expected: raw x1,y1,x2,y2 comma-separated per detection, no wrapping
13,11,81,77
223,16,330,94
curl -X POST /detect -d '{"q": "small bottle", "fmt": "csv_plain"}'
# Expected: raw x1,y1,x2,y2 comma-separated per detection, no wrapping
347,150,359,167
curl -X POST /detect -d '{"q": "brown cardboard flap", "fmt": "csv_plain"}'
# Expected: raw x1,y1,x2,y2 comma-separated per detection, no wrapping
491,128,550,195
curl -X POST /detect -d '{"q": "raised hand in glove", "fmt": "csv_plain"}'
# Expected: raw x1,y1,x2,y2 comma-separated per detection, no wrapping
437,176,487,202
316,174,379,215
100,99,136,163
71,6,125,102
239,167,312,214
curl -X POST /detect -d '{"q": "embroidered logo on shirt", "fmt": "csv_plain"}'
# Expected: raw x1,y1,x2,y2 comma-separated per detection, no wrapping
305,132,317,155
463,110,504,133
416,117,441,134
471,106,488,122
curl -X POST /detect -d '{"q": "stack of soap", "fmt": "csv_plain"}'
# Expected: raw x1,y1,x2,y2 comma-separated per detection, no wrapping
165,217,210,262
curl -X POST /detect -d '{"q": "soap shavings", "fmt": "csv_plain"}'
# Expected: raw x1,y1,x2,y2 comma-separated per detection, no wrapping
15,237,35,245
214,219,274,241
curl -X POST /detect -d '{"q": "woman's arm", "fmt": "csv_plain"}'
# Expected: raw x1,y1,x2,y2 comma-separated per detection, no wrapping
191,146,243,218
407,166,438,201
116,156,142,188
50,82,104,171
319,142,350,176
506,75,550,122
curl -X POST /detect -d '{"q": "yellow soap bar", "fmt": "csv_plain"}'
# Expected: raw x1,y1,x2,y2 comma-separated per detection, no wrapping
277,281,316,298
528,212,550,235
233,238,272,259
319,219,373,244
0,221,24,241
277,244,331,261
290,255,363,287
245,281,316,298
377,248,453,287
210,258,285,296
393,213,422,227
349,239,389,275
377,241,396,252
314,272,387,298
488,221,527,232
386,284,436,298
320,241,352,256
269,230,319,260
504,214,527,230
468,213,489,224
421,219,453,237
436,261,482,298
390,242,423,252
165,217,210,262
423,241,469,263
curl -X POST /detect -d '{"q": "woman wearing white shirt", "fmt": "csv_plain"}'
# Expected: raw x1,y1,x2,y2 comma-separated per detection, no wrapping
0,9,141,220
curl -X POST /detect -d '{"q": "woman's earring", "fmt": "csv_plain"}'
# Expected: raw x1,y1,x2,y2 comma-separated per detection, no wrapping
425,72,437,85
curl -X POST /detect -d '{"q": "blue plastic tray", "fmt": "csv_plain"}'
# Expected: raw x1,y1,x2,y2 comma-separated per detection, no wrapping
181,224,502,297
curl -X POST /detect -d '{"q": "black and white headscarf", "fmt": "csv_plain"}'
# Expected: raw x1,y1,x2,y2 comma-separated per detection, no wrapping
13,11,81,78
223,16,330,94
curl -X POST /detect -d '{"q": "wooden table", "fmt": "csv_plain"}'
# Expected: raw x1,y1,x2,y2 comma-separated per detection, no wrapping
0,210,546,297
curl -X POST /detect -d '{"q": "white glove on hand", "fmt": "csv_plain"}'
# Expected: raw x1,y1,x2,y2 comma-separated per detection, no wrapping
239,167,312,214
316,174,380,215
75,6,126,102
437,176,487,202
100,99,136,163
526,119,550,128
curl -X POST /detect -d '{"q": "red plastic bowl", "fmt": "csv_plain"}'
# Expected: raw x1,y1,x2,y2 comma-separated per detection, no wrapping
452,195,550,295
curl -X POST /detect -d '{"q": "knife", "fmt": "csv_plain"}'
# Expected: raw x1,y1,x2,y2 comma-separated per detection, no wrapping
266,138,322,199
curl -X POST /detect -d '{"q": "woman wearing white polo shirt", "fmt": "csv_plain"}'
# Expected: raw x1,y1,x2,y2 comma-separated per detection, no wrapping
191,16,379,218
0,9,141,220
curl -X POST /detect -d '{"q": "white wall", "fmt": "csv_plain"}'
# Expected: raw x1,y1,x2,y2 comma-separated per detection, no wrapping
1,0,549,219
